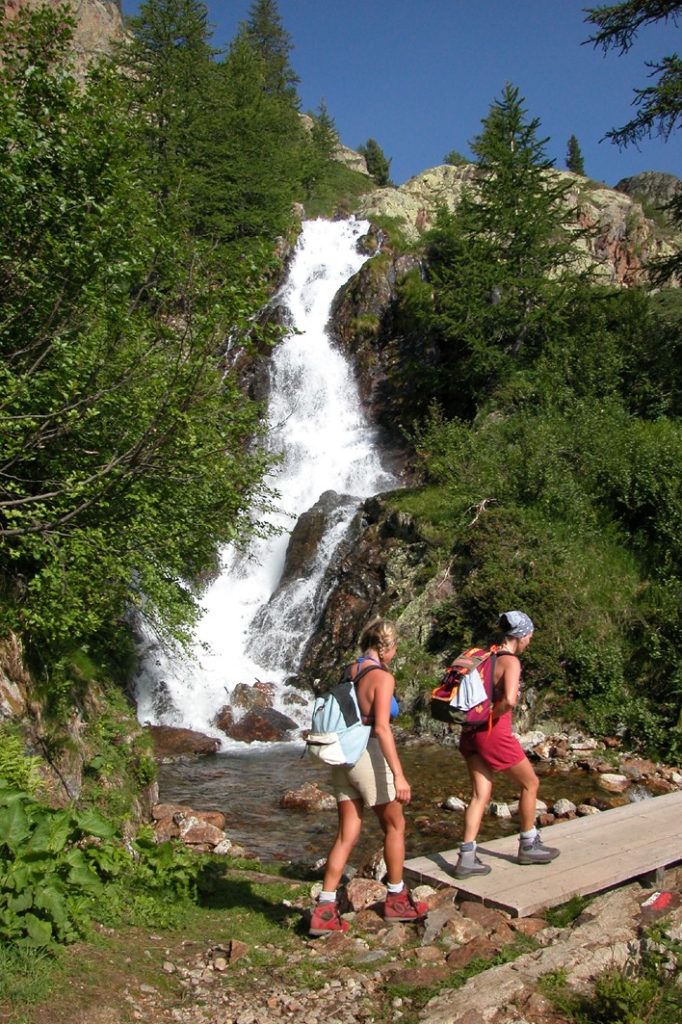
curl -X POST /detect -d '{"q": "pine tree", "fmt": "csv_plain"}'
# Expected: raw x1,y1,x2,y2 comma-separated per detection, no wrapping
189,33,305,247
122,0,214,224
585,2,682,281
406,84,584,412
244,0,300,98
566,134,586,174
358,137,393,186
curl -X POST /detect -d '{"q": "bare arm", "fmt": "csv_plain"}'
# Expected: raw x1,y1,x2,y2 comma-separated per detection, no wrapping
493,656,521,717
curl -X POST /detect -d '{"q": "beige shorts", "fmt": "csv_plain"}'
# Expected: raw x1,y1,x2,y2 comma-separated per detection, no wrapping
330,737,396,807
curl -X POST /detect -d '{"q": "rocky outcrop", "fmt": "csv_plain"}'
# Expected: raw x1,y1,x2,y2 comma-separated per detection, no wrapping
616,170,682,217
4,0,127,71
212,680,299,744
298,496,439,689
357,163,680,286
334,141,369,175
146,724,220,759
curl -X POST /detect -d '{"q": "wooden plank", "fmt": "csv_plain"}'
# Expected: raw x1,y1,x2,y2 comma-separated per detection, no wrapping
404,790,682,917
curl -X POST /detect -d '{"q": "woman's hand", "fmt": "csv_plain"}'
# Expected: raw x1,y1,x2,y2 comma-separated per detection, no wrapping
394,773,411,804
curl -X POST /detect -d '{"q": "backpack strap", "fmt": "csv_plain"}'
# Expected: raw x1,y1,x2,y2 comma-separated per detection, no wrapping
349,660,389,726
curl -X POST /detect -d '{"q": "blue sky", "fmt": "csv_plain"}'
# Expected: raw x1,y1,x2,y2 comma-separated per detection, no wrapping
121,1,681,188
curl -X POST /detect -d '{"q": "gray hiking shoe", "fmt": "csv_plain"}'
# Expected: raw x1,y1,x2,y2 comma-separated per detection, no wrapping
453,850,492,879
518,833,560,865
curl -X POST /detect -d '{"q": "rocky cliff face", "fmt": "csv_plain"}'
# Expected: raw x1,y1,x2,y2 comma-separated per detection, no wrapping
357,163,680,287
616,170,682,213
4,0,126,69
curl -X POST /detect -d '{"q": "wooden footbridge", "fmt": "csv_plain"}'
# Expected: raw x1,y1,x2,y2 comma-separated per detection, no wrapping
404,790,682,918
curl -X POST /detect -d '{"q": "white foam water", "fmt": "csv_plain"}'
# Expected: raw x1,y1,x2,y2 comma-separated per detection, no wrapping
134,218,395,743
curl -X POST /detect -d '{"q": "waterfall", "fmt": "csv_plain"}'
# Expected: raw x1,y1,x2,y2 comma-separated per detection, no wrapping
134,218,395,742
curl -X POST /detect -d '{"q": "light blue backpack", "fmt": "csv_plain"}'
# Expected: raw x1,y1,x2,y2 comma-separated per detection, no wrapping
304,663,376,767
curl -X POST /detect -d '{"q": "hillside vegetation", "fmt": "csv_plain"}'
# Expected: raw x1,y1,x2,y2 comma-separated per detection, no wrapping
0,6,680,1008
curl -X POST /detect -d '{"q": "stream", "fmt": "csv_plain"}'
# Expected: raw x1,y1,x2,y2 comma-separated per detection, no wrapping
157,741,609,866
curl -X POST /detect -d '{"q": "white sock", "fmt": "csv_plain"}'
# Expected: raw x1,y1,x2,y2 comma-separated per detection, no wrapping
520,827,538,844
318,890,337,903
460,841,476,852
387,881,405,894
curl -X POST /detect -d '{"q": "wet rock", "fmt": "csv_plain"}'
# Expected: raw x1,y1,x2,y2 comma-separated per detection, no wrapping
280,782,336,813
212,704,234,732
146,725,220,758
442,795,467,812
227,707,298,743
577,803,601,816
619,757,657,781
598,773,631,793
552,798,577,817
279,491,358,587
231,681,276,712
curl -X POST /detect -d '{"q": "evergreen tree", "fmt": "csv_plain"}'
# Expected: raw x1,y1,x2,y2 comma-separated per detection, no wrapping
585,2,682,281
358,137,393,186
310,99,339,161
443,149,470,166
395,84,584,416
586,0,681,145
122,0,214,224
566,133,586,174
189,34,305,248
244,0,300,98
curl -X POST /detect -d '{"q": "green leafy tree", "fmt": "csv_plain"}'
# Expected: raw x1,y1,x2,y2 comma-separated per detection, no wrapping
358,137,393,186
566,133,586,174
0,8,271,650
585,2,682,280
244,0,300,98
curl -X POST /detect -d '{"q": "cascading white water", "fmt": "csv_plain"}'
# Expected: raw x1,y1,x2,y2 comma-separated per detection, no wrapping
134,218,395,741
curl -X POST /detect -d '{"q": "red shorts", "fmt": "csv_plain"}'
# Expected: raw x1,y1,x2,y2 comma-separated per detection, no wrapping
459,713,526,773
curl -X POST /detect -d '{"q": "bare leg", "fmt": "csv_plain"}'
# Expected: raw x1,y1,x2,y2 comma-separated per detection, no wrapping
322,798,364,892
503,756,539,832
462,754,494,843
373,800,406,885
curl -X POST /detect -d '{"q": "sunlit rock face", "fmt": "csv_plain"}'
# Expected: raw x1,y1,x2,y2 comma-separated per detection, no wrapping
4,0,127,71
358,163,680,286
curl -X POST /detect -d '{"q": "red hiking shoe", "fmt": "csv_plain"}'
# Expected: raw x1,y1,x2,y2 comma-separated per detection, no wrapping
309,901,349,936
384,887,428,923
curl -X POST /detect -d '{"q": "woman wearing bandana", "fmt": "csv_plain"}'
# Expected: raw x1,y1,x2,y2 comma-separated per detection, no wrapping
454,610,560,879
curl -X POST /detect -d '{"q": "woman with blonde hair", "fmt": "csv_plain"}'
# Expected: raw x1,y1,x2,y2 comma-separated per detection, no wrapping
309,617,428,935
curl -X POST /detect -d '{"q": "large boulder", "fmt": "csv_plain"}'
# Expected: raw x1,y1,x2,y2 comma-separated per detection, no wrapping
146,725,220,759
225,707,298,743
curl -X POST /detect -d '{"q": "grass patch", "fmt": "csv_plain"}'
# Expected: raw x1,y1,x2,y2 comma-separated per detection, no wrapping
0,944,61,1011
544,894,591,928
303,163,375,219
